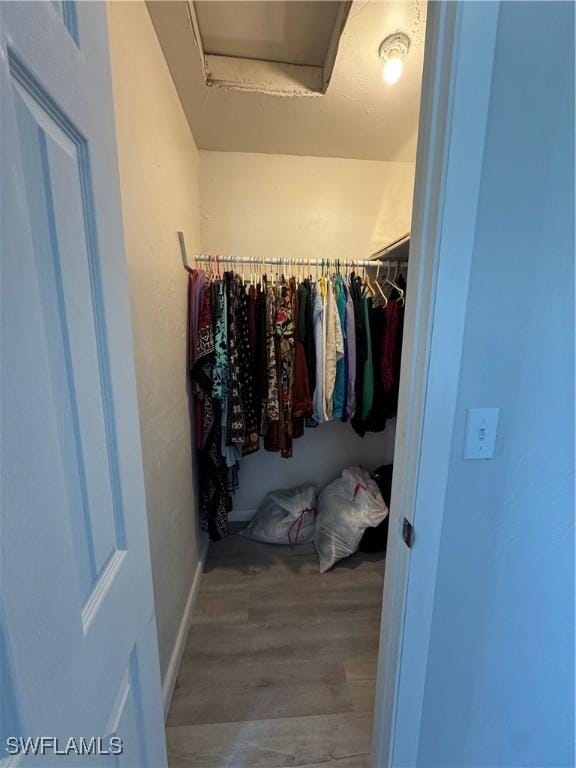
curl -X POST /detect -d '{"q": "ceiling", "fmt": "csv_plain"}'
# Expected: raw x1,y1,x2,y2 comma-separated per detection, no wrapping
195,1,342,67
147,0,426,162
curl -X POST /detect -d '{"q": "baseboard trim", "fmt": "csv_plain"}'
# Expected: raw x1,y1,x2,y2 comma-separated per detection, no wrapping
227,508,256,522
162,535,210,719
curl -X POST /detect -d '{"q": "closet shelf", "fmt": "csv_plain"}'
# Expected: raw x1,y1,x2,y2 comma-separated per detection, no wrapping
177,230,409,273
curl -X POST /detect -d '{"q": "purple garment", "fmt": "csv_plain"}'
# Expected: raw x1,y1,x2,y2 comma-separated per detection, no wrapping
189,269,208,370
345,286,356,420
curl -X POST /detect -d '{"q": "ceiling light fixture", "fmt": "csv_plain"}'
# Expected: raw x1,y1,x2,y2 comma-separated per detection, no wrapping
379,32,411,85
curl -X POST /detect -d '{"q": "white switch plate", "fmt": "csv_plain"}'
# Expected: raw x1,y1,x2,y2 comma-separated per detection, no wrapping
463,408,499,460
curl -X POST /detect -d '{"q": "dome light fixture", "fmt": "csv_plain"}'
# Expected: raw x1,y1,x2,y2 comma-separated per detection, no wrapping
379,32,411,85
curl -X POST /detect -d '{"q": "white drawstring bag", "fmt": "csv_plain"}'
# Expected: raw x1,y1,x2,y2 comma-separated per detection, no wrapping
240,485,317,546
314,467,388,572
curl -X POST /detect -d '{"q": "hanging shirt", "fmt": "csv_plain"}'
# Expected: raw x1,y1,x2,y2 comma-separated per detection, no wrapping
380,274,406,419
361,296,374,421
363,302,388,433
237,282,260,455
188,269,208,373
332,276,347,419
212,281,240,468
255,285,268,428
312,281,325,423
225,272,246,445
292,283,313,438
302,279,316,396
275,280,296,458
264,282,280,423
189,276,231,540
345,283,356,420
350,274,367,436
324,279,344,420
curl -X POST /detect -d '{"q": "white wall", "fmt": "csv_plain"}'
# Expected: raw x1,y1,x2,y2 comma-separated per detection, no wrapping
200,151,414,511
418,3,574,765
200,151,414,261
233,421,396,515
107,1,206,684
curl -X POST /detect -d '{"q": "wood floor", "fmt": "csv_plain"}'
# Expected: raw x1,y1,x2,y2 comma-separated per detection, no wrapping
166,535,386,767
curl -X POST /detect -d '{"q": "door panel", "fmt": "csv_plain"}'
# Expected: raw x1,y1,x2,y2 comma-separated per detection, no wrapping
11,59,122,595
1,2,166,764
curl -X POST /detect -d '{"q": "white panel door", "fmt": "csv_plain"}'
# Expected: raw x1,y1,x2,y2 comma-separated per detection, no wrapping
1,2,166,765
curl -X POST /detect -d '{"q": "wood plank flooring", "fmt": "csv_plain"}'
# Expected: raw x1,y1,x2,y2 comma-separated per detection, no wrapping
166,535,385,767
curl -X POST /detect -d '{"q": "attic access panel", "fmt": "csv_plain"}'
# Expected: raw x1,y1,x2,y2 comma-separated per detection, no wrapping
188,0,352,95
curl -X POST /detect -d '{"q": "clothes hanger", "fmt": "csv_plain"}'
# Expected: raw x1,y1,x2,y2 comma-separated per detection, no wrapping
363,263,376,298
383,261,405,305
392,261,406,306
374,262,388,306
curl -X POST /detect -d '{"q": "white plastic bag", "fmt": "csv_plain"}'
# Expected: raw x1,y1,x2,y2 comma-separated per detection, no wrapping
240,485,317,546
314,467,388,572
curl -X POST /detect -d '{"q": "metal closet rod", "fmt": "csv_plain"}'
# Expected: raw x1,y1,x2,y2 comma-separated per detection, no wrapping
190,254,408,268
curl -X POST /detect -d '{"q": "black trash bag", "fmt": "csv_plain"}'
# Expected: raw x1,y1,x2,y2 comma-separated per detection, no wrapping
358,464,393,553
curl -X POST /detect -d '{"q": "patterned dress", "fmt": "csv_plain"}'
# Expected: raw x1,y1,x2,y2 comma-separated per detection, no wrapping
189,276,230,540
275,280,296,457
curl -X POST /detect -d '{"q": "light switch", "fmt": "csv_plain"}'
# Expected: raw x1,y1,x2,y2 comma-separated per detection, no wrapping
463,408,499,460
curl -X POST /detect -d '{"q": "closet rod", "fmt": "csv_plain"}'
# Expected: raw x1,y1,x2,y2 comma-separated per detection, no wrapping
177,231,409,273
190,254,408,269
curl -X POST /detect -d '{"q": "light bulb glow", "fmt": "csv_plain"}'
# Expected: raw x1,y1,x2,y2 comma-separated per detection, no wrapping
379,33,410,86
382,56,403,84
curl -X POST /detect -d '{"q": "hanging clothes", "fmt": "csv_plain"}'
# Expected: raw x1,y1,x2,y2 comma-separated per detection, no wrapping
255,284,268,431
188,273,233,540
279,279,297,457
350,274,367,436
186,261,406,540
363,302,387,432
213,280,240,469
324,278,344,420
311,280,326,423
264,280,280,425
292,281,313,439
225,272,246,446
332,275,347,420
380,274,406,418
247,283,258,365
344,283,356,421
361,295,374,422
302,279,316,398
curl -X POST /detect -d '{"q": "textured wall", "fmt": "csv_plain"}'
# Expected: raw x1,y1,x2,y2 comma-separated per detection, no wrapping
107,1,206,683
199,151,414,511
417,3,575,765
199,151,415,262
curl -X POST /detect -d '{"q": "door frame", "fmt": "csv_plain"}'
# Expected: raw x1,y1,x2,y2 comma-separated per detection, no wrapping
372,3,501,766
